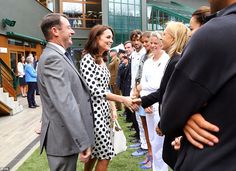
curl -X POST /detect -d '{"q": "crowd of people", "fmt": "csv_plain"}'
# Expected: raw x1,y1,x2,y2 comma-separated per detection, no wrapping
36,0,236,170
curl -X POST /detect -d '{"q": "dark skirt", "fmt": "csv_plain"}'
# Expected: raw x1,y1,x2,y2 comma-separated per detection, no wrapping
19,76,27,86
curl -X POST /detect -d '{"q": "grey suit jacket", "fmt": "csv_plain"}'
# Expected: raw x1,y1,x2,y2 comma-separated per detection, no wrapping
37,43,94,156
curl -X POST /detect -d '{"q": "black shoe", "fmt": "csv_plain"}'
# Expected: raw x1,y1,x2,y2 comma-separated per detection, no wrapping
129,133,138,138
122,112,127,117
29,106,36,108
127,125,134,129
129,127,135,131
36,93,40,95
126,119,133,123
34,104,40,107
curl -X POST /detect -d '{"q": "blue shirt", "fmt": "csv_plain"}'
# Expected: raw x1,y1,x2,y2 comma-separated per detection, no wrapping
25,64,37,82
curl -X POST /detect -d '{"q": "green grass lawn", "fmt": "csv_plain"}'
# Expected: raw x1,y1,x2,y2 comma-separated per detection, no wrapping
17,113,149,171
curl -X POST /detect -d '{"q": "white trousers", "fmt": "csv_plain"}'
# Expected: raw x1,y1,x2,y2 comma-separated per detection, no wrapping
136,106,147,149
146,108,168,171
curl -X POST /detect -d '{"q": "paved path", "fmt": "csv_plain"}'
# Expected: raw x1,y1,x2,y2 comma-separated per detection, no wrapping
0,95,42,171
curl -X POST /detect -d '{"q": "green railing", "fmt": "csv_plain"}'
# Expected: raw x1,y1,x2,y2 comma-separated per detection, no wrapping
0,58,18,100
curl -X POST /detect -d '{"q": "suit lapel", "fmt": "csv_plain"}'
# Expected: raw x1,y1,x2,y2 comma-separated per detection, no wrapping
46,44,90,92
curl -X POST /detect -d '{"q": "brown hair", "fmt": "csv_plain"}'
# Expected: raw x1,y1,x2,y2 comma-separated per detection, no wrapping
40,13,68,40
130,29,142,41
141,31,151,40
83,24,114,64
124,40,132,46
192,6,211,26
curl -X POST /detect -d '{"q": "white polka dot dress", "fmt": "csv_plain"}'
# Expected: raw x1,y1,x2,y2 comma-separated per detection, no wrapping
80,53,115,160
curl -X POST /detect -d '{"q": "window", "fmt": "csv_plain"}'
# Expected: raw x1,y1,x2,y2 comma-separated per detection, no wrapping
108,0,142,45
8,39,24,46
147,5,191,31
37,0,55,11
61,0,101,29
63,2,83,17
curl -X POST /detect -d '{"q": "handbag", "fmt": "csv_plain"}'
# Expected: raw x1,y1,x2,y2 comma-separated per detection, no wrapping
111,119,127,155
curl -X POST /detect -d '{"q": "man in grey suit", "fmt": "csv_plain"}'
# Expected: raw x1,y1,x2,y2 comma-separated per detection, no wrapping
38,13,94,171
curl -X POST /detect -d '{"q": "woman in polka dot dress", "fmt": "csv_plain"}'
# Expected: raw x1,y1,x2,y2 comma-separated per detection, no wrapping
80,25,133,171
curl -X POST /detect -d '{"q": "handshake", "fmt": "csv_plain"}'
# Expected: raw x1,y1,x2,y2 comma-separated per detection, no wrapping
123,96,154,114
121,96,141,112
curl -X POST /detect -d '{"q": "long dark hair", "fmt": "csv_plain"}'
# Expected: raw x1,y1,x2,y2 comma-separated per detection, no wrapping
83,24,114,64
192,6,211,26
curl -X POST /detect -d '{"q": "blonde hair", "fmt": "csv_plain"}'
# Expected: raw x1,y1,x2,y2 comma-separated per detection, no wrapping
151,31,162,44
165,21,190,58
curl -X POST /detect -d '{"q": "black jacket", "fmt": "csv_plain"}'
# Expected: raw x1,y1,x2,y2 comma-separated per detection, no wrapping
117,61,131,96
160,3,236,171
141,53,180,108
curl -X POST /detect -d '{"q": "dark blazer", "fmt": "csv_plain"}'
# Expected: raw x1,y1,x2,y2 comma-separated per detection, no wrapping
116,62,123,90
160,4,236,171
117,61,131,96
141,53,181,169
37,43,94,156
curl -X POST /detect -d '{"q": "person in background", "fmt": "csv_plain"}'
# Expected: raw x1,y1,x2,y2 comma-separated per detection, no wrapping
116,49,130,119
117,49,126,62
17,55,27,97
25,54,38,108
80,24,133,171
38,13,94,171
124,40,134,58
33,55,40,95
118,54,131,98
189,6,211,35
116,50,132,118
123,41,135,124
108,48,122,111
135,31,154,169
129,29,148,157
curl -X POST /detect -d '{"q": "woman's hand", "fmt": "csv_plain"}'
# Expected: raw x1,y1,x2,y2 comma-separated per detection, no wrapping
144,106,153,113
171,136,182,150
131,86,140,98
123,96,133,112
156,125,163,136
136,84,142,92
111,110,117,121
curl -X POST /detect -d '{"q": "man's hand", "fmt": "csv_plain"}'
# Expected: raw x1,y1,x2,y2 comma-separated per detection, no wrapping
184,113,220,149
79,147,91,163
